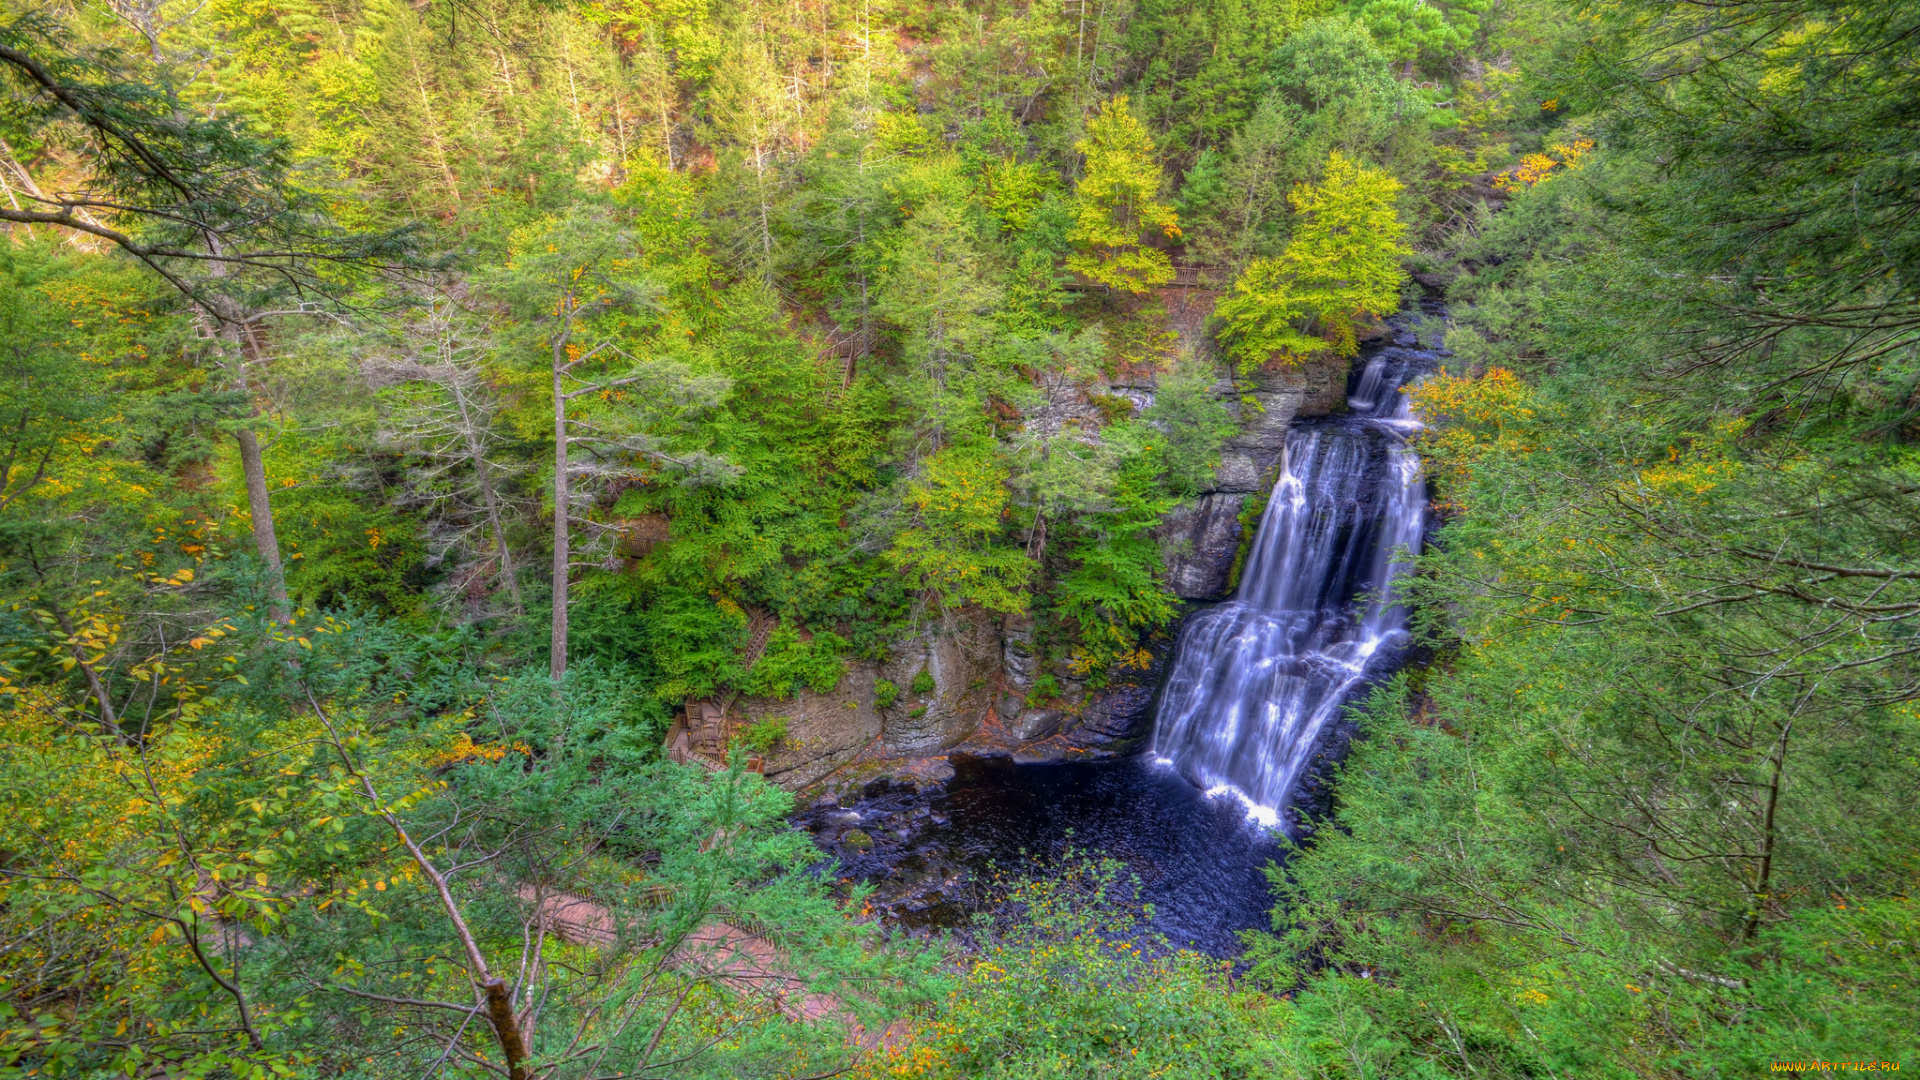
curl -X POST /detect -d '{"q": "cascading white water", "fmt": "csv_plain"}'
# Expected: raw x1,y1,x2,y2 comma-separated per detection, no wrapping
1150,349,1429,826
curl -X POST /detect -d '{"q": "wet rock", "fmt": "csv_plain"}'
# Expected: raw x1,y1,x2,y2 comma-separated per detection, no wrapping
997,618,1038,726
744,662,886,792
1225,383,1303,451
1071,625,1181,750
1212,448,1272,494
1008,707,1064,741
1156,493,1249,600
1294,354,1354,417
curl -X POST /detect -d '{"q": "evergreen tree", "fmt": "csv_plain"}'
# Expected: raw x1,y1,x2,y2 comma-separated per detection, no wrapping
1178,95,1305,270
884,445,1033,616
875,199,1004,446
1341,0,1491,71
483,208,730,681
1122,0,1316,151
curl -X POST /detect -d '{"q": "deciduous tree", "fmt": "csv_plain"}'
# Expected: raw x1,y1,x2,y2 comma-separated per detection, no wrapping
1213,152,1408,371
1066,96,1181,294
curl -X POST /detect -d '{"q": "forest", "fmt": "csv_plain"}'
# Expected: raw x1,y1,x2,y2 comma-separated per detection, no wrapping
0,0,1915,1073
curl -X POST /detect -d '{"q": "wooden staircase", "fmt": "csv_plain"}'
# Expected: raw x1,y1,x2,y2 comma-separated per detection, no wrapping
664,700,764,774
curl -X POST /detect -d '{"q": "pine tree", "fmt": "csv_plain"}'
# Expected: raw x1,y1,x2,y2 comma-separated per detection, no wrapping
1342,0,1491,71
1066,96,1181,294
1213,152,1408,370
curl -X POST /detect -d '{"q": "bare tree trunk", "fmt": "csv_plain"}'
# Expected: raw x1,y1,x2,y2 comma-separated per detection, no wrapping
550,343,569,683
310,695,532,1080
200,271,291,622
235,424,291,623
405,38,464,222
752,140,775,281
484,979,532,1080
1744,718,1793,939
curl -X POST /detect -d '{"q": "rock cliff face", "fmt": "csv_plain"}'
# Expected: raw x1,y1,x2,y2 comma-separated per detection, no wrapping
742,297,1362,792
878,616,1001,753
1156,340,1357,601
1155,494,1246,600
742,615,1006,789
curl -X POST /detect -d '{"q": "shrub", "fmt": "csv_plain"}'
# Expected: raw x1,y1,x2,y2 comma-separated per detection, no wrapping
853,860,1282,1079
733,714,789,753
740,626,849,699
1026,673,1061,707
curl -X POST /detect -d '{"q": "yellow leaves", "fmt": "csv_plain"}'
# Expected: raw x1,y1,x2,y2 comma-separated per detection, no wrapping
1498,153,1558,193
1408,368,1539,506
1627,417,1745,501
428,732,513,768
1068,96,1179,294
1216,153,1408,372
1554,138,1593,171
1495,139,1595,193
1409,367,1534,429
1636,458,1729,496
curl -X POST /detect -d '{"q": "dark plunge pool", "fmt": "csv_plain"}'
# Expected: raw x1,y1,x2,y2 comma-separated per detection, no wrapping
799,752,1288,957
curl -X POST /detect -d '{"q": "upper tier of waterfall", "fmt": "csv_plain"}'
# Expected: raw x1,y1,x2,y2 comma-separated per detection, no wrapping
1150,343,1432,826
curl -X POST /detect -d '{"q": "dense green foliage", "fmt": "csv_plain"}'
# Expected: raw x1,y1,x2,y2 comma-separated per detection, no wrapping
856,862,1283,1079
2,0,1914,1073
1259,0,1920,1073
1212,151,1408,370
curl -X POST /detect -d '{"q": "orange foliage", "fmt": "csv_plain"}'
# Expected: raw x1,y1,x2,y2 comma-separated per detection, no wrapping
1406,368,1537,508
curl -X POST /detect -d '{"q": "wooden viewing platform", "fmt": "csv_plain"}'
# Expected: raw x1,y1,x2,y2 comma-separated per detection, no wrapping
664,700,764,774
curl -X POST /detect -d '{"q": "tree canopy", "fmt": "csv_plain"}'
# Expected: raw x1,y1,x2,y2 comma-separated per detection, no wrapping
1,0,1915,1073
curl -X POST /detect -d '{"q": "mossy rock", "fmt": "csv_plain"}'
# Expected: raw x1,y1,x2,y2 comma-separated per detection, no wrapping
841,829,873,852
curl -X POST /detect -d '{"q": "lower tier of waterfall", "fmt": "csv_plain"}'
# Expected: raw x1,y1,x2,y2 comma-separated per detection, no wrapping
1150,349,1430,824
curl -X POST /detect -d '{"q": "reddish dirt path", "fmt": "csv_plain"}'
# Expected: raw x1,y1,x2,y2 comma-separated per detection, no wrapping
529,888,912,1047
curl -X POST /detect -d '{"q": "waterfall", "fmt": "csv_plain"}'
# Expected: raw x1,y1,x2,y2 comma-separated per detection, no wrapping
1150,348,1429,826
